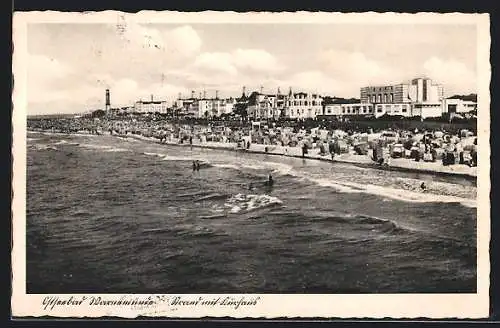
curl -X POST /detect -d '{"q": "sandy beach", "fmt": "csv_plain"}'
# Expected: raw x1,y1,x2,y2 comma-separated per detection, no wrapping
119,132,477,179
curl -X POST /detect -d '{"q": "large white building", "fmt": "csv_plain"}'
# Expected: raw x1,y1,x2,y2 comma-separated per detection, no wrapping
360,78,444,105
174,91,237,118
359,77,446,119
133,95,168,114
211,98,236,116
285,91,323,119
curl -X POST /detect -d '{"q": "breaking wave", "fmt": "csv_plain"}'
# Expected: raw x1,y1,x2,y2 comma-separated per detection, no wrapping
79,143,131,153
143,152,166,158
32,144,58,151
53,140,80,146
289,171,476,208
223,193,282,214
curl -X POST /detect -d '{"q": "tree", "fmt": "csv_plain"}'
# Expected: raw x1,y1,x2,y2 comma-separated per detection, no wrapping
91,109,106,118
234,103,248,120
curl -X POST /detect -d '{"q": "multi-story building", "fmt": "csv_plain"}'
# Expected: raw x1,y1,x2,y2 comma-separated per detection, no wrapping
360,77,445,118
133,95,168,114
247,93,275,120
175,92,237,118
221,98,236,115
361,78,444,105
361,84,412,104
174,98,197,116
190,98,213,118
210,97,236,117
246,89,287,120
285,90,323,119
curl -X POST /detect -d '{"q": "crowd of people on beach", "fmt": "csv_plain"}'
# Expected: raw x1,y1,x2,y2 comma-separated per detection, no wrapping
28,114,478,169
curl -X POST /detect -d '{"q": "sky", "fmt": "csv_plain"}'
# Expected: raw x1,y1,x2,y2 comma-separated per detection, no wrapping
26,22,478,114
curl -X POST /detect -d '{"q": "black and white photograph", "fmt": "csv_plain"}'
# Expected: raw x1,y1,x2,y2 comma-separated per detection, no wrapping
12,11,490,318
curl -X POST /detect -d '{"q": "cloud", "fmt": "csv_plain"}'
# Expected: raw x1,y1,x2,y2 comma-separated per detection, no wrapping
232,49,283,72
120,24,165,50
192,48,282,76
185,48,284,89
318,49,402,86
165,26,202,56
193,52,238,76
421,57,476,95
118,24,202,57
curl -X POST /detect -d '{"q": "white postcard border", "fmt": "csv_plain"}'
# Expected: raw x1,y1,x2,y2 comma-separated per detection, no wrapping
11,11,491,319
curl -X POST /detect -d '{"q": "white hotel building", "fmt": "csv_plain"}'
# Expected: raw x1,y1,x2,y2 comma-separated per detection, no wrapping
324,77,452,119
133,95,168,114
174,91,237,118
360,78,445,119
284,91,323,119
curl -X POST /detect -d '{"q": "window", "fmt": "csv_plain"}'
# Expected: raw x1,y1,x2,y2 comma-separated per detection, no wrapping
402,105,407,113
372,95,376,103
342,108,346,114
390,94,394,103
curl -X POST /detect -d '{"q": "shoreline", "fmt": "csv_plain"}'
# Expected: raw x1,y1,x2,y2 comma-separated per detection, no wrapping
28,129,478,181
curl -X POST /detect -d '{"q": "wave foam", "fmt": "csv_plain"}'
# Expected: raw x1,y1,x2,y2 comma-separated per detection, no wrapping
54,140,80,146
32,144,58,151
313,175,476,208
224,193,282,214
143,152,166,158
104,147,130,153
79,143,113,150
210,161,293,176
211,163,240,170
79,143,130,153
162,155,195,161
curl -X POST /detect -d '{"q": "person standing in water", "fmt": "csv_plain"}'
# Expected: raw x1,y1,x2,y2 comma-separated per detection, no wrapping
192,161,197,172
196,160,201,171
267,174,274,187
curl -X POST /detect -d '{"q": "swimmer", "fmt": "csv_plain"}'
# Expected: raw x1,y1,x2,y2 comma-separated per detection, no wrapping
420,182,427,191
